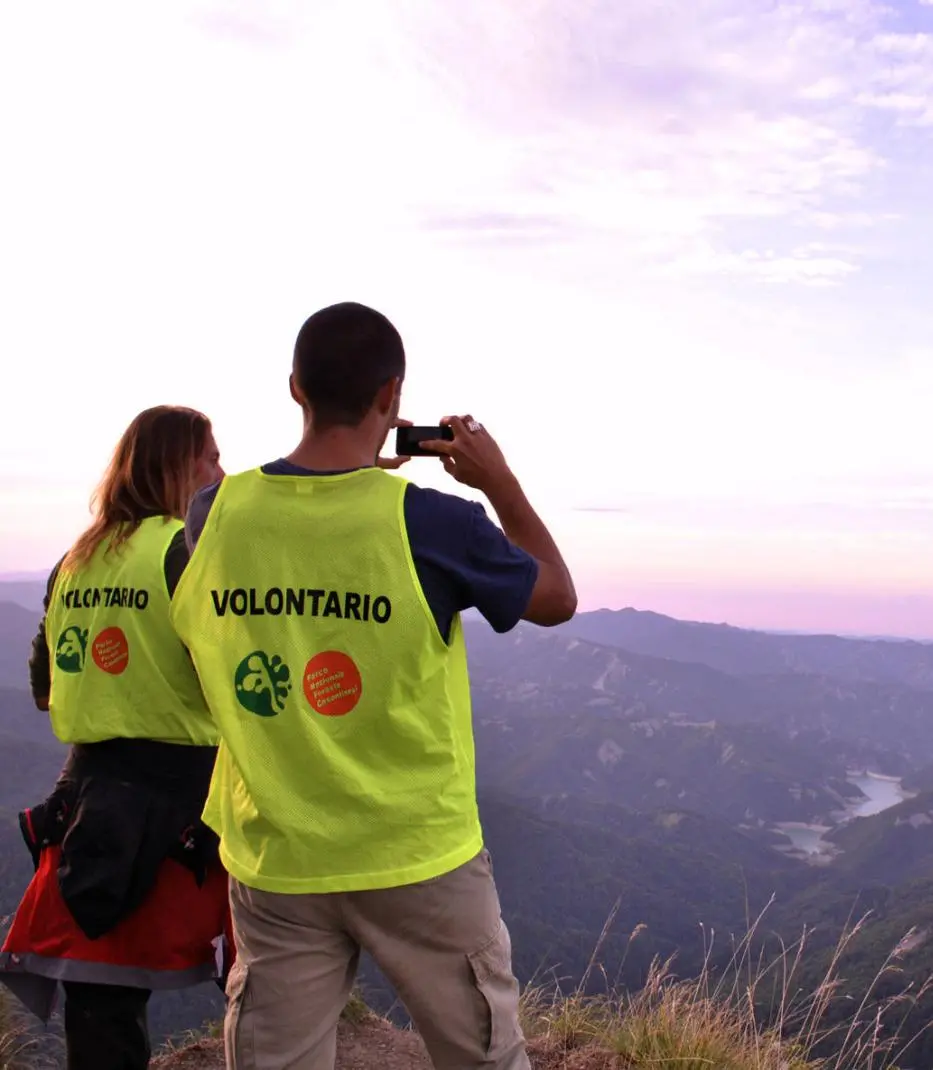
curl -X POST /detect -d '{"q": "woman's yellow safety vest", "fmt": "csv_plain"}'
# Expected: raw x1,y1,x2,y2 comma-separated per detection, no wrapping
45,516,217,747
170,467,482,894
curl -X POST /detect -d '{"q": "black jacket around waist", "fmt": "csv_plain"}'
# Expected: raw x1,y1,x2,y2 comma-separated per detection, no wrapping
20,737,220,941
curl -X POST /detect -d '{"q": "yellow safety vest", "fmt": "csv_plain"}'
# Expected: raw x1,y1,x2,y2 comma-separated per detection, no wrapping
170,467,481,894
45,516,217,747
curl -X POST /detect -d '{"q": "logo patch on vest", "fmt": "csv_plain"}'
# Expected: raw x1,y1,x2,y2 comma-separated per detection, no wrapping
303,651,362,717
234,651,293,717
91,627,130,675
55,626,89,673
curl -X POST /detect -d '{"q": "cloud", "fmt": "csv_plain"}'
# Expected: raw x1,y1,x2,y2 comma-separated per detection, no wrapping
190,0,308,47
194,12,291,47
421,211,570,245
339,0,930,281
658,247,860,285
175,1,933,283
860,44,933,124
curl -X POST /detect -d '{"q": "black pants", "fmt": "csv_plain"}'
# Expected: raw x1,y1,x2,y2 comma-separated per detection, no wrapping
63,982,152,1070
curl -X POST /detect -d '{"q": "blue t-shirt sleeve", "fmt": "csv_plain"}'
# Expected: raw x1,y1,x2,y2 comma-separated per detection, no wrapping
404,486,538,638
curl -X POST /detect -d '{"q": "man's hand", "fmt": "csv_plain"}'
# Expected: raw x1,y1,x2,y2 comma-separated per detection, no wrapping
420,415,516,495
377,417,412,471
425,414,577,625
35,696,49,712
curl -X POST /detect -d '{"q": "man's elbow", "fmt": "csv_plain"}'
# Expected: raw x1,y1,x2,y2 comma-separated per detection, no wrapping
548,590,578,625
564,589,579,620
523,588,578,628
34,695,49,712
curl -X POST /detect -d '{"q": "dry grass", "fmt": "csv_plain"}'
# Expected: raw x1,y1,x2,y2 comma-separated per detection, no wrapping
518,898,932,1070
0,989,57,1070
0,914,58,1070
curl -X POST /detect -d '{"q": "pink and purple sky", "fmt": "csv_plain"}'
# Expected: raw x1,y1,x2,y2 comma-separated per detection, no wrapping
2,0,933,638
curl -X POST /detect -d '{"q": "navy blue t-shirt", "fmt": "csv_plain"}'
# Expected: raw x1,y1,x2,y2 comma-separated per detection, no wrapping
185,460,538,642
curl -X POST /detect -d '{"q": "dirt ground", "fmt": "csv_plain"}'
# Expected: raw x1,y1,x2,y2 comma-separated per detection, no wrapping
152,1016,432,1070
151,1017,622,1069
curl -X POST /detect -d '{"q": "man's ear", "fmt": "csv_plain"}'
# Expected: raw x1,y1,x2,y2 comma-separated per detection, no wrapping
289,373,302,406
375,377,402,416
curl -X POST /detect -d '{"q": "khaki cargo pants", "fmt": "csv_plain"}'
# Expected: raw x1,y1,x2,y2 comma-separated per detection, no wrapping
225,848,531,1070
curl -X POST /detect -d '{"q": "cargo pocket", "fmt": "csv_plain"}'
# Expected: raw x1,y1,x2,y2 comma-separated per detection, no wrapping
224,961,256,1070
467,921,524,1059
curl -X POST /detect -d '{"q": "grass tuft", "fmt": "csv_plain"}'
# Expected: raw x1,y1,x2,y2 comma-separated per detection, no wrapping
518,898,929,1069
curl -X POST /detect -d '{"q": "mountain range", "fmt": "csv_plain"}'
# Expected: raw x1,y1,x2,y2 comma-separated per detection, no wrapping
4,592,933,1060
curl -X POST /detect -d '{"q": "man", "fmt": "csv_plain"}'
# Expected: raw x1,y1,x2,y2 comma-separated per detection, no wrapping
170,301,577,1070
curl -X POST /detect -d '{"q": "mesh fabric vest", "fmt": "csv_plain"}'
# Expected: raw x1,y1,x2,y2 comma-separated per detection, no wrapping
170,467,481,893
45,516,217,746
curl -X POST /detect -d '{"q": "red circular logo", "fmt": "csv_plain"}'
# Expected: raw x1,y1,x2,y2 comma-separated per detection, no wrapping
91,627,130,675
303,651,362,717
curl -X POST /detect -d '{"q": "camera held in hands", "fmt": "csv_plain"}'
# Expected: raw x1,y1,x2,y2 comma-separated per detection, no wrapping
395,425,454,457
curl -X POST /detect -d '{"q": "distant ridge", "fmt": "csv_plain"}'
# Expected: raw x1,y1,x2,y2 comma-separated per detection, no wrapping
578,605,931,644
0,578,47,614
551,606,933,688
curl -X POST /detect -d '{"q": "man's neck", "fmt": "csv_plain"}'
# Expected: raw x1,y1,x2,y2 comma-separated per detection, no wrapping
285,427,378,473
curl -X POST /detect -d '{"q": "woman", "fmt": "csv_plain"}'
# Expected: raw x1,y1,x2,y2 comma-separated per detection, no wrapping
0,405,232,1070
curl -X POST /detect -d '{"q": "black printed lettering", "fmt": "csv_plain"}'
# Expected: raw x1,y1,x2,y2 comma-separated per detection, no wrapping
322,590,343,618
206,586,392,622
59,586,150,614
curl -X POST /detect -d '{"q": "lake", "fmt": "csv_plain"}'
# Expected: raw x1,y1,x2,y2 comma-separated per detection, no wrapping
777,772,907,856
847,772,905,817
775,823,833,857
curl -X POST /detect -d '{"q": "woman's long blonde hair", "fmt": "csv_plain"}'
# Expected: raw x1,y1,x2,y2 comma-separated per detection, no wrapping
62,405,212,571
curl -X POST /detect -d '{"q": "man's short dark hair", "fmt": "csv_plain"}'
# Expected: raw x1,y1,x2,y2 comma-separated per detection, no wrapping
293,302,405,429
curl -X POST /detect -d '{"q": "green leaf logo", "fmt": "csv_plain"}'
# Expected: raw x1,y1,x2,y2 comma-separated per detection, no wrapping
234,651,292,717
55,626,89,674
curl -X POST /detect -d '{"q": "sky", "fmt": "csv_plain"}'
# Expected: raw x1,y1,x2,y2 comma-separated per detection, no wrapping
2,0,933,637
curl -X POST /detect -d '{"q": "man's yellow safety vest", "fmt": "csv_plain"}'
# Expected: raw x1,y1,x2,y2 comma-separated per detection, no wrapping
170,467,482,894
